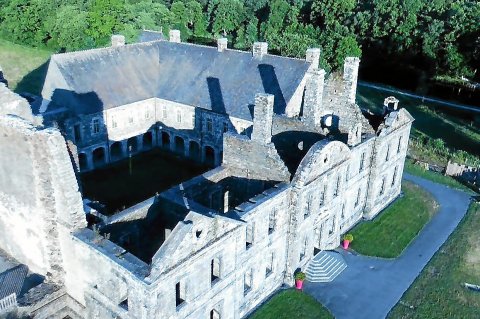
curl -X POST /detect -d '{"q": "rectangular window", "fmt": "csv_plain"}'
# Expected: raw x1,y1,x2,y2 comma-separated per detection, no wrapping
119,298,128,311
145,109,151,119
345,164,350,181
176,110,182,123
244,269,252,294
175,281,185,307
211,258,220,284
246,224,254,249
73,124,81,142
359,152,365,172
207,118,213,132
397,136,403,153
333,176,340,197
92,119,100,134
355,188,361,207
392,166,398,186
268,209,276,234
299,238,307,261
162,105,167,118
265,252,274,277
128,116,134,124
191,114,195,126
385,144,390,162
320,184,326,206
341,203,345,219
379,177,386,196
328,219,335,235
304,195,312,218
111,116,117,129
223,122,228,133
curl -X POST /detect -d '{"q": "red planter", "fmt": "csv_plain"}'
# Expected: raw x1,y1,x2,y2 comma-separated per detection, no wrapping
343,239,351,249
295,279,304,290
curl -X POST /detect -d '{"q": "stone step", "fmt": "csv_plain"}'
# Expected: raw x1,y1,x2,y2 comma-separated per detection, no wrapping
305,251,347,283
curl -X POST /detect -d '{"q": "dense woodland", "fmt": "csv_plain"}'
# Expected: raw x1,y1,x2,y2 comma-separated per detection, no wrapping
0,0,479,81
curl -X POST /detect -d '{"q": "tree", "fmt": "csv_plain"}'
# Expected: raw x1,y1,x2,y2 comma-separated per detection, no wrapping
86,0,127,46
211,0,246,36
51,5,90,51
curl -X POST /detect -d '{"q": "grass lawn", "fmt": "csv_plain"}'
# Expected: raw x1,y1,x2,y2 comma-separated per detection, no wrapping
404,159,474,193
248,289,333,319
388,202,480,319
357,85,480,158
349,181,439,258
0,38,52,95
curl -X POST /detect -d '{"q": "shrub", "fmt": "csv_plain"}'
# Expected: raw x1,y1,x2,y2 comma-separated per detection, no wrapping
343,233,354,242
295,271,306,281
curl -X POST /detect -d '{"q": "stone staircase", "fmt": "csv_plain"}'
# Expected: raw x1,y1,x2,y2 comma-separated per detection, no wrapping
305,251,347,283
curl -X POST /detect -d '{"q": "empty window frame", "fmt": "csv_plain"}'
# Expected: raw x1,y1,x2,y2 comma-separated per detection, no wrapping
128,116,134,124
207,118,213,132
111,116,117,129
392,166,398,186
354,188,361,207
211,258,220,284
333,175,341,197
223,122,228,133
92,118,100,134
176,110,182,123
268,209,276,234
244,269,252,294
162,105,167,118
265,252,274,277
385,144,390,161
341,203,345,219
397,136,403,153
320,184,326,206
246,224,254,249
304,195,312,217
73,124,82,142
191,114,195,126
359,152,366,172
299,238,308,261
175,281,185,307
379,177,386,196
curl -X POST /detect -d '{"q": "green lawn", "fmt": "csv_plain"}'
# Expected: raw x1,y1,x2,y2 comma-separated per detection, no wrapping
0,38,52,95
349,181,438,258
248,289,333,319
404,159,474,193
357,85,480,159
388,202,480,319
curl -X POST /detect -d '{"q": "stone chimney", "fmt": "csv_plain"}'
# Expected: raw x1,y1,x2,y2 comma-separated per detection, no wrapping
253,42,268,59
383,96,399,114
217,38,228,52
111,35,125,47
343,57,360,104
306,48,321,70
252,93,274,144
303,69,326,127
169,29,181,43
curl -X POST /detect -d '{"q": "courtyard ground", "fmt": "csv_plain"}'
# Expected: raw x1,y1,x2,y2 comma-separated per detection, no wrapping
80,148,210,214
349,180,439,258
247,289,332,319
303,174,472,319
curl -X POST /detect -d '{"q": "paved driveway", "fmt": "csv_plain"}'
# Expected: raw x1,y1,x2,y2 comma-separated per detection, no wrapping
304,174,473,319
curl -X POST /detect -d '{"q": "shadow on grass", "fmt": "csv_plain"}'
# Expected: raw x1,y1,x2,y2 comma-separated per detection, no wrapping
15,59,50,96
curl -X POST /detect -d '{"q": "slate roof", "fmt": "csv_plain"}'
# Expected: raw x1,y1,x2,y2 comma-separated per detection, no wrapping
0,265,28,299
41,40,311,120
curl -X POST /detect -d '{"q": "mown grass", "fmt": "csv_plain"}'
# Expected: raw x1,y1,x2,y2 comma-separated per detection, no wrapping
349,181,438,258
248,289,333,319
0,38,52,95
404,159,474,193
388,202,480,319
357,85,480,158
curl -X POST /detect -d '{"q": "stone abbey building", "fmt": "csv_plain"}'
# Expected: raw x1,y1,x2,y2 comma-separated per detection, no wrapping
0,30,413,318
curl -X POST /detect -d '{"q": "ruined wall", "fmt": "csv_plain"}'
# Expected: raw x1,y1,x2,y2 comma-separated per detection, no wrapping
222,134,290,182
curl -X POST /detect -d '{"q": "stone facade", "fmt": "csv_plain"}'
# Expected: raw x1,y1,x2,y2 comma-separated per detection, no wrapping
0,32,413,319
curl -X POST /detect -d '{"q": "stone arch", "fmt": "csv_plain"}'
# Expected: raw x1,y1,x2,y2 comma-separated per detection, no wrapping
204,146,215,166
143,131,153,149
189,140,200,160
92,147,106,167
110,142,123,160
161,132,170,148
78,152,88,171
292,140,351,187
127,137,138,153
174,136,185,155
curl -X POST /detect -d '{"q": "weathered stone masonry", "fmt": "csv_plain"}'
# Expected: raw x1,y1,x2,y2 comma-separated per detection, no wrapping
0,31,413,319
